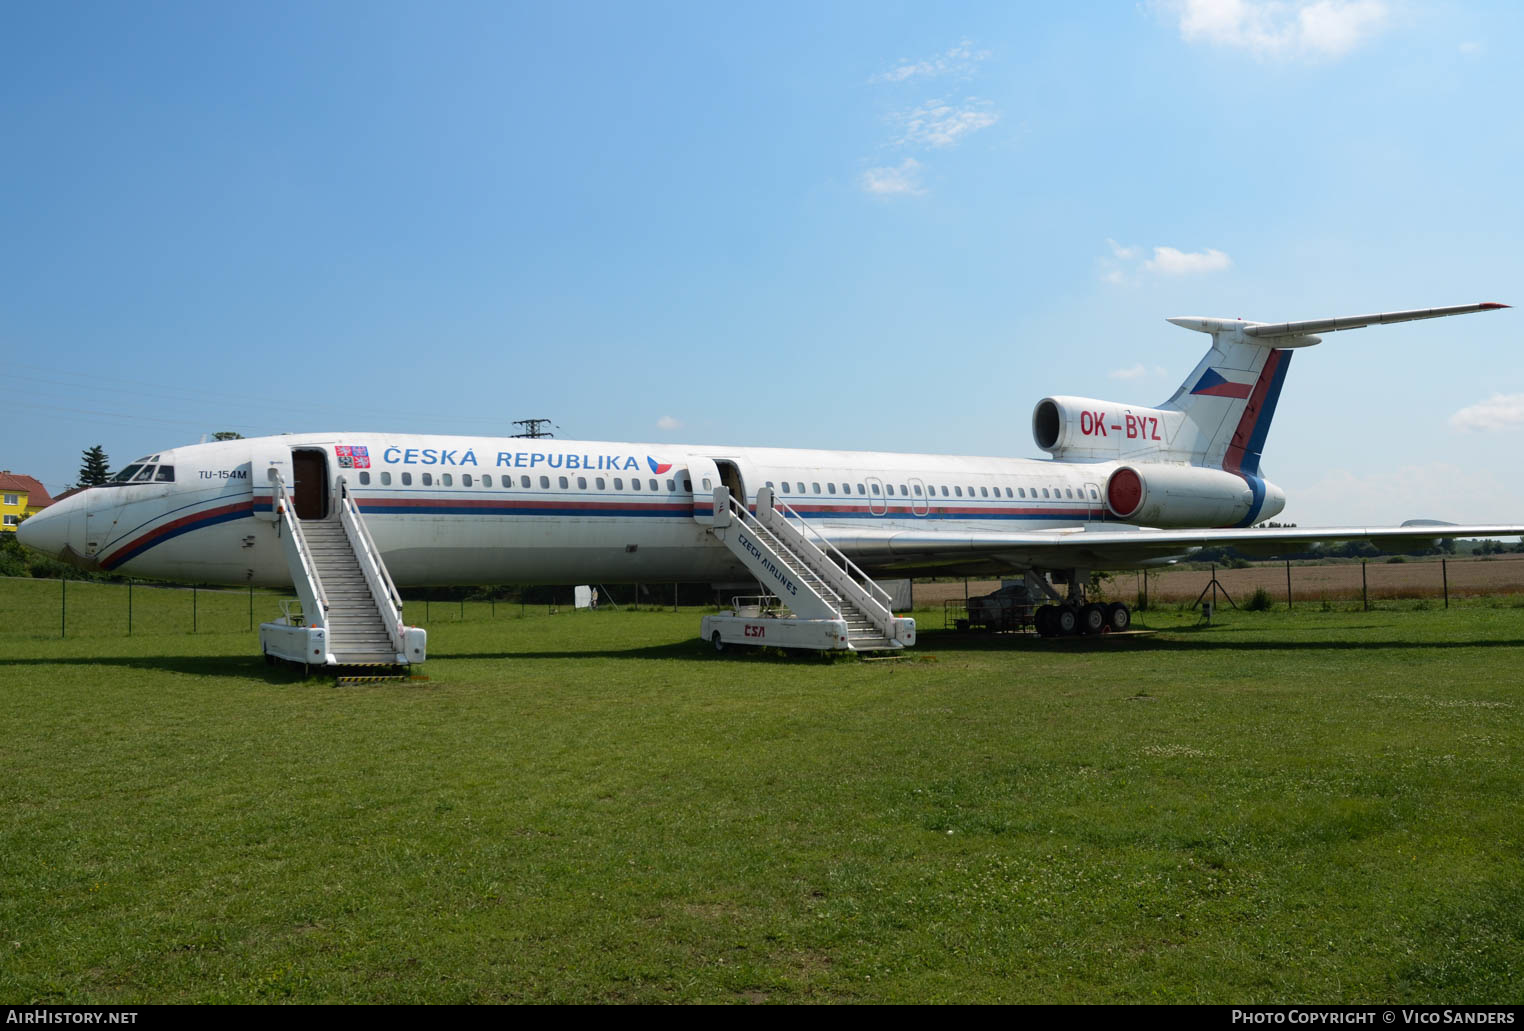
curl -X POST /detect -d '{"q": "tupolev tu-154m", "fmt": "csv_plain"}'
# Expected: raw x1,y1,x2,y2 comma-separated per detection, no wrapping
18,301,1524,661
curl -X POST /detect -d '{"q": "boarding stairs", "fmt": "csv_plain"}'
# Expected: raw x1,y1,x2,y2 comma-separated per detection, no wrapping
707,486,914,651
260,473,424,670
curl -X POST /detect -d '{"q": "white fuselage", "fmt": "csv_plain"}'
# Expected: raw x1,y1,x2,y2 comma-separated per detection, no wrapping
26,432,1194,587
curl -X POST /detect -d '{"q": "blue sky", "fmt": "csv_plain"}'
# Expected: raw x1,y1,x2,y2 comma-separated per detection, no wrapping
4,0,1520,525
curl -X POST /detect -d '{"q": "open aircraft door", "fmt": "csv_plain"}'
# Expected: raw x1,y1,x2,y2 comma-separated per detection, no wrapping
685,456,723,526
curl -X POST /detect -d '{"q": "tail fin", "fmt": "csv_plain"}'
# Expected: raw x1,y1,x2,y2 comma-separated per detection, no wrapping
1160,302,1507,475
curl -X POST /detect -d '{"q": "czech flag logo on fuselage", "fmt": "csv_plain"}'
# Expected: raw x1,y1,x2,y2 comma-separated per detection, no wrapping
1190,368,1253,399
647,457,672,474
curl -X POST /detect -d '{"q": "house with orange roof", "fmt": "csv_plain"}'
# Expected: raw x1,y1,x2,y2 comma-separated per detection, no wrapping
0,471,54,532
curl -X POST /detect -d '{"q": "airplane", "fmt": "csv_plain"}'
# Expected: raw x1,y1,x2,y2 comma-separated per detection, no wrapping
17,301,1523,654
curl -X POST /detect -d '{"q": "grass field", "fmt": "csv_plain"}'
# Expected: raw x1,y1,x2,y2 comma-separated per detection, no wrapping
2,575,1522,1003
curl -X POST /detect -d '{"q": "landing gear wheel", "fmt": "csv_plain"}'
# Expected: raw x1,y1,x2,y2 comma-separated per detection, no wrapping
1035,605,1056,637
1106,602,1132,633
1079,603,1107,635
712,631,725,652
1054,605,1079,636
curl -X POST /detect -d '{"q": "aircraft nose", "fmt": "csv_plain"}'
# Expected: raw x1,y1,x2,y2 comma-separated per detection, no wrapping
16,491,95,570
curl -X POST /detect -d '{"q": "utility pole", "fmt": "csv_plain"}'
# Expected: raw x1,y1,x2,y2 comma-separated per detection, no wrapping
511,418,556,439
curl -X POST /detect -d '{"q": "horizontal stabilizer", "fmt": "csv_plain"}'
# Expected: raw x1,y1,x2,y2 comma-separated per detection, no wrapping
1242,302,1508,339
1167,302,1507,342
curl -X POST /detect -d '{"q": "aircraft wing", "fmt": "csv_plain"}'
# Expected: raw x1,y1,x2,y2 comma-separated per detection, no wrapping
811,521,1524,572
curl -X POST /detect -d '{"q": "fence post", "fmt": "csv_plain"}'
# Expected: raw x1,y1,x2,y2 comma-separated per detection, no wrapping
1362,561,1368,611
1442,558,1449,609
1285,560,1293,612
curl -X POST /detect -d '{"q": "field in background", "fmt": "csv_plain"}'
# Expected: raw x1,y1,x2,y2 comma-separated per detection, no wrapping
916,555,1524,608
3,577,1523,1003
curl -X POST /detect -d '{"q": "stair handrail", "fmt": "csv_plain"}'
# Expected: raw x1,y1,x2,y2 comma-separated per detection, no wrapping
768,494,895,613
338,478,404,615
271,472,330,621
723,493,846,614
337,477,406,655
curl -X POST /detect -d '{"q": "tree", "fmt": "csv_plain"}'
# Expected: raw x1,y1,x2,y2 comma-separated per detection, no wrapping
78,445,111,486
212,431,244,441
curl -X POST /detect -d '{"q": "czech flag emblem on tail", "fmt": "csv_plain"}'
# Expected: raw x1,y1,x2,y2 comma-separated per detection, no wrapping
647,457,672,474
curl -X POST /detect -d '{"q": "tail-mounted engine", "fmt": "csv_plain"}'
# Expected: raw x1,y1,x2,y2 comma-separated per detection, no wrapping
1032,396,1187,462
1105,463,1285,528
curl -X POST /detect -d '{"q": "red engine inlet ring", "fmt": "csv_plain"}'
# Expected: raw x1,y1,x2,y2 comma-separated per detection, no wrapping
1107,467,1143,518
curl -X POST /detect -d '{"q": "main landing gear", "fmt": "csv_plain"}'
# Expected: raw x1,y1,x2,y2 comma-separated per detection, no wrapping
1028,568,1132,638
1034,601,1131,637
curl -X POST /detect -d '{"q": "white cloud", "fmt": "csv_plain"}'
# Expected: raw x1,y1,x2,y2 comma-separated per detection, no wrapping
1450,394,1524,432
1458,40,1482,56
1144,246,1233,275
1100,240,1232,282
872,40,992,84
1108,364,1171,381
656,415,682,431
893,98,999,148
861,158,926,197
1168,0,1388,60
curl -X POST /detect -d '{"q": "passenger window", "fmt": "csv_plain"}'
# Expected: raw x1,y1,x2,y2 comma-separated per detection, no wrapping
980,487,988,498
1041,488,1049,498
857,484,866,495
681,478,691,492
614,478,624,490
540,476,550,488
381,472,392,486
421,473,433,486
781,482,791,493
577,476,587,489
359,471,371,486
914,484,923,496
1089,487,1098,499
649,478,658,491
899,484,908,496
521,476,531,488
442,474,453,486
765,481,774,489
885,484,894,496
1065,488,1073,498
559,476,569,489
870,483,880,495
596,477,606,489
812,483,821,494
1017,487,1025,498
155,466,175,482
941,486,949,497
1005,487,1013,498
666,479,674,491
827,482,836,493
631,478,642,491
954,486,963,497
702,477,712,490
462,474,472,487
402,473,412,486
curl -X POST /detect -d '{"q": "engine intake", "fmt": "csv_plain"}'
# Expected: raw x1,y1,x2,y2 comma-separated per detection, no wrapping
1105,464,1285,528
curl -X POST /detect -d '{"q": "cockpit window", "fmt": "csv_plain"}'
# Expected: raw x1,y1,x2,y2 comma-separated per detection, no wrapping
112,464,146,483
154,466,175,482
133,465,156,482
